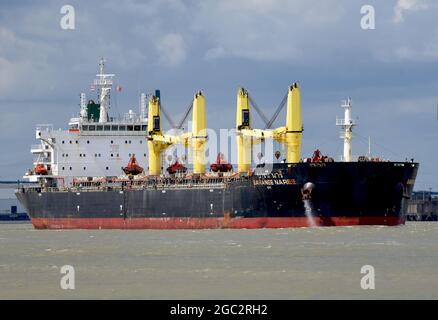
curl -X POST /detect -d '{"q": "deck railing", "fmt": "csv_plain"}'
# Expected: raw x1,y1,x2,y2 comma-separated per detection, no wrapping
17,176,249,194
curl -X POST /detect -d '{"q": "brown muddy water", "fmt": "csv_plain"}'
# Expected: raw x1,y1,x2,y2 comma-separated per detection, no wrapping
0,222,437,299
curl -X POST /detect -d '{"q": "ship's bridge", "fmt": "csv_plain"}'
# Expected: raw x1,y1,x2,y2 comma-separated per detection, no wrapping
68,111,148,136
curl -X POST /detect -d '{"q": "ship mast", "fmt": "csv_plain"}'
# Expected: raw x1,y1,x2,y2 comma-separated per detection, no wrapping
140,93,147,122
94,58,114,123
336,98,356,162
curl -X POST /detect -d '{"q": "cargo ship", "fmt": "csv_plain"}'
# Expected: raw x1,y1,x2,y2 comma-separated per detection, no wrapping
16,60,419,229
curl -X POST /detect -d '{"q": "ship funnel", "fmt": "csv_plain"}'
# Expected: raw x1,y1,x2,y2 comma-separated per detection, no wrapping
285,83,302,163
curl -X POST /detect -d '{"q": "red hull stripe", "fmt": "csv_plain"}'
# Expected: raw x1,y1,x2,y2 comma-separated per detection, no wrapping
31,216,404,230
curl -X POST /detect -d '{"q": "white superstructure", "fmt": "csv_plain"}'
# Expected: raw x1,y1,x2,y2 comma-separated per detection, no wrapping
336,98,356,162
24,59,150,186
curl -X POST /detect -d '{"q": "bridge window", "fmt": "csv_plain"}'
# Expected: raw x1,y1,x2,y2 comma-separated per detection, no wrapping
104,125,111,131
127,125,133,131
134,125,141,131
119,125,126,131
111,125,118,131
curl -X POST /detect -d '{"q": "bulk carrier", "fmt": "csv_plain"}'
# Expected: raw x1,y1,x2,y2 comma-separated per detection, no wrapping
16,59,419,229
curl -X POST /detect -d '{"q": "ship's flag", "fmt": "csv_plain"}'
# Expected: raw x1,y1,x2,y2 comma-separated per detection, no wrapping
116,85,123,92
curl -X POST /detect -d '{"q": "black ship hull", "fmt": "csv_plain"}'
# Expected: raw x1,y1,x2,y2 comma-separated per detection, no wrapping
16,162,419,229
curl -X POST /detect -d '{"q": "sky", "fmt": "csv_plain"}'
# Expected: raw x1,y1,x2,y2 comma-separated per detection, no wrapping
0,0,437,191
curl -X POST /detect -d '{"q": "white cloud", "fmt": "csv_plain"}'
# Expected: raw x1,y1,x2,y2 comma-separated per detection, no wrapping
156,33,187,66
377,29,438,62
193,1,346,63
0,27,55,97
204,47,227,60
393,0,429,23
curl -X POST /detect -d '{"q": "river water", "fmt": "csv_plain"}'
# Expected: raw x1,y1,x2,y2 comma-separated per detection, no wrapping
0,222,437,299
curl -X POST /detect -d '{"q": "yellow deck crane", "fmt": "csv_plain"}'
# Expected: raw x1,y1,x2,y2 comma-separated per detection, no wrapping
147,91,207,175
236,83,303,174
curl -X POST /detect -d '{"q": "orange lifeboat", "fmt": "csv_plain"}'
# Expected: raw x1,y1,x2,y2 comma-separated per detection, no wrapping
123,154,144,175
34,164,48,175
166,159,187,175
210,153,233,173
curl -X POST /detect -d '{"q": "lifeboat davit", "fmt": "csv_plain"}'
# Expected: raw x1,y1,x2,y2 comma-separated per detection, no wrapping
123,154,144,175
210,153,233,173
34,164,48,175
166,159,187,175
